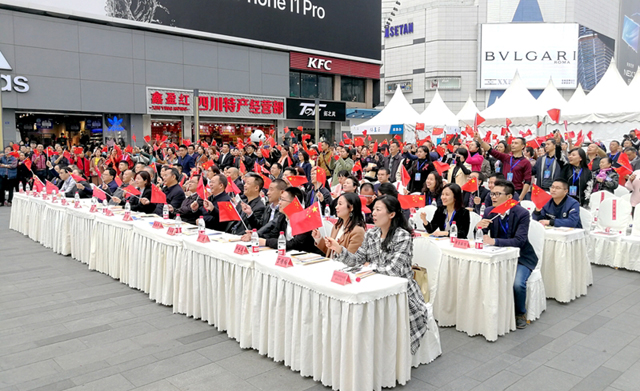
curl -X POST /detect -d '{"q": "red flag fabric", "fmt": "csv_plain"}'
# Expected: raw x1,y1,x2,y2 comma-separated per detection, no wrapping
218,201,242,222
114,175,123,187
401,164,411,187
144,135,151,144
179,175,186,187
284,126,290,134
615,166,633,185
483,131,492,143
286,175,308,187
12,144,19,151
63,151,71,161
73,147,84,155
352,160,362,172
531,185,552,210
359,196,371,213
297,126,304,131
33,176,44,192
475,113,485,126
588,160,593,170
8,152,19,159
122,185,141,197
433,161,450,175
282,196,304,217
132,134,137,143
618,151,633,172
315,167,327,186
289,203,323,236
547,109,561,123
436,146,446,157
587,131,593,141
197,176,207,200
526,139,540,149
354,137,365,147
151,184,166,204
432,127,444,136
416,123,425,131
24,159,32,171
160,135,168,143
536,121,543,128
575,130,584,147
45,180,57,195
343,138,352,145
183,139,191,147
460,177,479,193
372,140,379,154
225,177,241,194
398,194,427,209
202,160,214,171
71,173,85,183
239,160,247,174
506,118,512,128
490,199,519,215
124,145,133,154
92,185,107,201
260,174,271,189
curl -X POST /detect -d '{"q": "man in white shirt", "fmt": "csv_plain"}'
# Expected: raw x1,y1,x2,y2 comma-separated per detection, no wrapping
59,167,76,194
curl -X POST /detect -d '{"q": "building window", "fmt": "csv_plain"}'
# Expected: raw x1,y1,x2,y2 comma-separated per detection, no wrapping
341,77,365,102
289,71,333,99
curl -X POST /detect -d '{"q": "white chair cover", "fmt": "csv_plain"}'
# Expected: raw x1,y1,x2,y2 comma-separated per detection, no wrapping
580,207,593,232
621,192,632,205
412,237,442,304
520,200,536,215
589,191,615,212
597,198,632,232
633,207,640,236
615,186,630,198
525,220,546,322
467,212,482,240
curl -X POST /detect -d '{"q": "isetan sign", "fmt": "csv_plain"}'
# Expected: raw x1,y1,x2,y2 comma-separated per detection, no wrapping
290,52,380,79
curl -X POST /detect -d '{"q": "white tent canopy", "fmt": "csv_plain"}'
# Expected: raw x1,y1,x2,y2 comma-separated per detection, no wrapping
456,96,480,122
535,79,567,116
480,72,541,122
351,86,421,136
562,84,588,116
419,90,458,126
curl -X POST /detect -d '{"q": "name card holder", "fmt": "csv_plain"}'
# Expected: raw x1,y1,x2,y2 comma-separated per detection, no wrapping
104,209,114,217
331,270,352,285
89,205,97,213
166,227,177,236
74,201,82,209
152,221,164,229
275,255,293,268
61,198,68,206
234,244,249,255
197,233,210,243
612,200,617,221
453,238,470,249
123,212,133,221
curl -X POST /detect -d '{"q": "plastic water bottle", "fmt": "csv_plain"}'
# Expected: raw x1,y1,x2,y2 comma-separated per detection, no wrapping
91,197,97,206
450,221,458,243
278,231,286,256
431,199,437,207
18,182,23,193
324,205,331,218
475,227,484,249
162,204,169,219
74,192,80,203
197,216,206,235
124,200,131,213
251,229,260,253
25,183,30,193
102,199,109,214
175,214,182,234
479,203,486,216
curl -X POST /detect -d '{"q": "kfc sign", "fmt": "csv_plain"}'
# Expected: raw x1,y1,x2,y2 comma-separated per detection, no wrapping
307,57,332,71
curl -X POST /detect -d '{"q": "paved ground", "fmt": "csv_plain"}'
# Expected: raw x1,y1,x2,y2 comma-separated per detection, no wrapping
1,206,640,391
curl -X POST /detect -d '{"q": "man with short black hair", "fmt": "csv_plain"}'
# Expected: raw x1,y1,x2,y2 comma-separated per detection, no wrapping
476,135,532,198
270,162,283,180
218,143,234,171
532,139,563,191
153,167,186,216
177,145,195,174
59,167,76,194
384,140,403,183
101,168,119,195
624,146,640,171
533,179,582,228
233,173,266,234
191,174,233,232
478,180,538,329
374,167,391,193
609,140,622,167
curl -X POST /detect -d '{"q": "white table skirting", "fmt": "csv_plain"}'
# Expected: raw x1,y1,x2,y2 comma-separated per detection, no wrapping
43,203,71,256
9,193,28,234
433,245,519,341
542,229,593,303
9,193,441,391
588,232,640,272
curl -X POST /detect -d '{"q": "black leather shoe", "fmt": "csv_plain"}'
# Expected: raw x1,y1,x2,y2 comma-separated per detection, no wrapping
516,314,527,329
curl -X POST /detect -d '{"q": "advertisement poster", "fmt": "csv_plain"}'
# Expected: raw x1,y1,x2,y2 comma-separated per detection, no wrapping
618,0,640,84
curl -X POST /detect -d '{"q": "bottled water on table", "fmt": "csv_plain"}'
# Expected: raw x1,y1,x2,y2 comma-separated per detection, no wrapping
175,214,182,234
450,221,458,243
278,231,286,255
475,227,484,249
251,229,260,253
162,204,169,219
197,217,206,235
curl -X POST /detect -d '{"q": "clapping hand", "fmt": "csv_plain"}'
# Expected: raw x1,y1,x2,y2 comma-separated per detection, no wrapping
324,236,341,253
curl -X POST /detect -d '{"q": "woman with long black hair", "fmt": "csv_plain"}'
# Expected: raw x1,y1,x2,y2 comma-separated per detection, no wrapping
323,195,428,354
561,147,593,207
312,192,365,257
129,171,156,214
419,183,470,238
421,171,444,207
407,146,434,193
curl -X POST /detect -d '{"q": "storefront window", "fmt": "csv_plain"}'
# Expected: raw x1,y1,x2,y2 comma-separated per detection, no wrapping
341,77,365,102
289,71,333,100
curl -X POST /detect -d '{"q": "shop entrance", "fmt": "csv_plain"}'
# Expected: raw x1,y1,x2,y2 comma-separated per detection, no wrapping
15,112,103,148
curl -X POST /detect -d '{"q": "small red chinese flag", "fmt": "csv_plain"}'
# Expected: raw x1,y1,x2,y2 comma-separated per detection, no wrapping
536,121,543,128
506,118,512,128
575,130,584,146
490,199,519,215
547,109,561,123
615,166,633,186
123,185,141,197
150,184,166,204
436,146,446,157
45,180,57,195
239,160,247,175
531,185,552,210
63,151,71,161
618,151,633,172
475,113,485,126
71,173,85,183
114,175,123,187
92,185,107,201
132,134,137,143
225,177,241,194
316,167,327,185
260,174,271,189
218,201,242,222
401,164,411,187
432,127,444,136
286,175,308,187
202,160,214,171
461,177,479,193
352,160,362,172
74,147,84,155
24,158,32,171
289,202,323,236
354,137,365,147
359,195,371,213
12,144,19,151
282,197,304,217
183,139,191,147
433,161,450,176
33,176,44,192
297,126,304,131
398,194,426,209
196,176,207,200
144,135,151,144
372,140,379,154
416,123,425,131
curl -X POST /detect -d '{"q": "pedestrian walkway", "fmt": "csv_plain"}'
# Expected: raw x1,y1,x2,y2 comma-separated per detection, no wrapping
1,207,640,391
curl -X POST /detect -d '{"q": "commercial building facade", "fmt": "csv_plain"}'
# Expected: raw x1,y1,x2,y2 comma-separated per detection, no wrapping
0,0,380,147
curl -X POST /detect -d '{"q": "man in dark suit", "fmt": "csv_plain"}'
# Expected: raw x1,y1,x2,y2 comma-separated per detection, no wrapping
478,180,538,330
384,141,403,183
153,167,185,216
67,168,93,198
190,174,233,232
231,173,266,234
177,145,195,174
218,143,234,171
240,179,286,241
462,171,490,214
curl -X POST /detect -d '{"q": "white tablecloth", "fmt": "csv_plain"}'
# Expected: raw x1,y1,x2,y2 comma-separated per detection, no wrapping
9,194,440,391
430,239,519,341
588,231,640,272
27,197,46,243
42,202,71,256
542,229,593,303
9,193,29,234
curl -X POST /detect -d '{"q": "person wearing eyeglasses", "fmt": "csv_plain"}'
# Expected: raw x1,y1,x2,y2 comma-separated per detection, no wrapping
532,179,582,228
477,180,538,330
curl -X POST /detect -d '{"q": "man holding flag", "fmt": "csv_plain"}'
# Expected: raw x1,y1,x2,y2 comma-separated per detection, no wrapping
190,174,234,232
477,180,538,330
532,180,582,228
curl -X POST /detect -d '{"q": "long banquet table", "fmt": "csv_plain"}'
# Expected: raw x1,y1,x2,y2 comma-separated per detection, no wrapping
9,192,440,391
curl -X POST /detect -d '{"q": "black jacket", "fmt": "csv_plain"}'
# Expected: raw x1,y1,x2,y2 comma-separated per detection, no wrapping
153,184,186,217
560,165,593,207
462,187,490,214
65,181,94,199
407,158,435,193
482,204,538,271
231,196,266,234
423,206,470,239
304,183,332,212
262,213,323,255
130,187,155,214
385,153,403,183
197,191,235,232
218,153,234,171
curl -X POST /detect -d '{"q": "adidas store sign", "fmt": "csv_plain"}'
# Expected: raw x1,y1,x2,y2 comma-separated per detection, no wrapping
0,50,29,93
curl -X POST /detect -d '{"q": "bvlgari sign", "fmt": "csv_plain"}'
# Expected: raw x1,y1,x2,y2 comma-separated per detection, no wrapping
0,50,30,93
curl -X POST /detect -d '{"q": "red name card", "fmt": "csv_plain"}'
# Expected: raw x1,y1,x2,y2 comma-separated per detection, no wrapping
234,244,249,255
331,270,352,285
612,199,617,221
104,209,114,216
61,198,68,206
89,205,97,213
123,213,133,221
453,238,470,249
166,227,177,236
275,255,293,268
152,221,164,229
197,233,210,243
74,201,82,209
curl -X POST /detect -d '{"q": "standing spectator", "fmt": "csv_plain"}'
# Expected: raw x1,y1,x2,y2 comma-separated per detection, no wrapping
476,135,532,199
561,148,593,207
17,152,33,190
33,145,48,182
332,147,354,186
0,146,18,206
297,151,312,181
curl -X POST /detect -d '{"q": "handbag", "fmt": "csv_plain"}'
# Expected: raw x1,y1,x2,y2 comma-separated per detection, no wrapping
412,264,429,303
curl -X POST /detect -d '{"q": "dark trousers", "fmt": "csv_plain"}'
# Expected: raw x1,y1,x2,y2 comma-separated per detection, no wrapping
0,176,15,204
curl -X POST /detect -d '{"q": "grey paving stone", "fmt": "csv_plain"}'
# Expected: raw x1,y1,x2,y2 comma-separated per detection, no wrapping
176,329,224,345
602,345,640,372
471,371,522,391
466,355,521,382
66,374,134,391
544,331,588,353
577,327,636,355
571,314,612,335
546,344,612,378
610,360,640,390
570,366,622,391
216,351,281,380
505,366,582,391
27,379,76,391
505,334,554,358
131,380,180,391
437,376,481,391
246,365,319,391
411,352,482,387
34,325,112,347
122,351,211,387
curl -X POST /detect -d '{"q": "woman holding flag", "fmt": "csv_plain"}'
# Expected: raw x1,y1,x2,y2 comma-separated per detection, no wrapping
128,171,156,214
419,183,470,238
407,146,434,193
324,195,428,355
312,193,365,257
